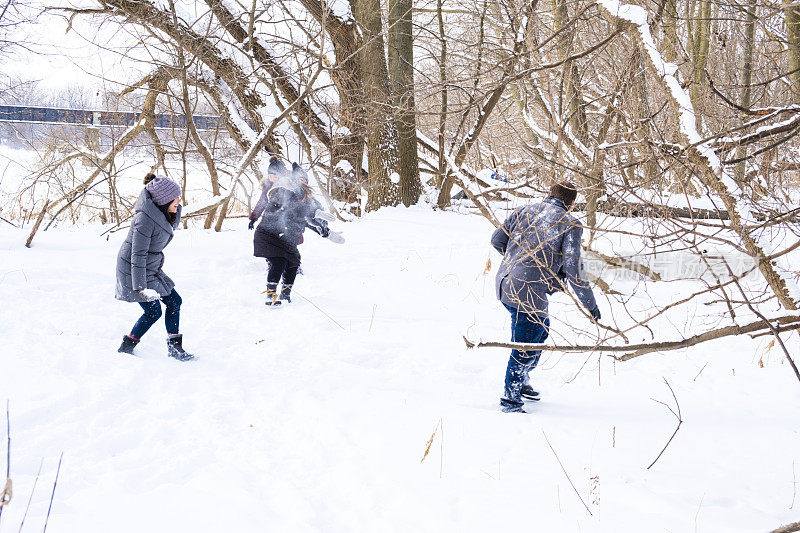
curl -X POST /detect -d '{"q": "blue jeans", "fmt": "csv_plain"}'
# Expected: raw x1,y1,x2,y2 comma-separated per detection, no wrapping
501,303,549,410
130,289,182,339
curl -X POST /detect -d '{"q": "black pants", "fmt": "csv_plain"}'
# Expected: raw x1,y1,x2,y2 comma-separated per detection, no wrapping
267,256,300,286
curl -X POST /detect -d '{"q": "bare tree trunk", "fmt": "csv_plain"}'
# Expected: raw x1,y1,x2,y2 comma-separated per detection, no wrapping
734,0,756,186
107,163,120,224
690,0,712,124
554,0,588,146
785,0,800,103
554,0,598,228
388,0,421,206
436,0,448,189
25,200,49,248
662,0,679,63
353,0,401,210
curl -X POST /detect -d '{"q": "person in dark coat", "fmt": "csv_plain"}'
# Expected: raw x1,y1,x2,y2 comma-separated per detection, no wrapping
251,162,330,305
115,174,194,361
248,157,288,230
491,182,600,413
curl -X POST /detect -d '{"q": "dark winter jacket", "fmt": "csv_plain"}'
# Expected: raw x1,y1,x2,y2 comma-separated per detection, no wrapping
116,189,182,303
253,177,321,259
491,197,597,317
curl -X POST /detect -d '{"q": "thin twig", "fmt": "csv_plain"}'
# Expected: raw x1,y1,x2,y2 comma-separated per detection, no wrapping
0,215,17,228
368,304,377,332
647,378,683,469
728,265,800,386
439,419,444,479
44,176,110,231
0,0,13,24
43,453,63,533
693,363,708,382
5,401,9,479
420,419,440,463
542,430,593,516
18,458,43,533
294,291,346,331
0,400,10,523
694,493,705,533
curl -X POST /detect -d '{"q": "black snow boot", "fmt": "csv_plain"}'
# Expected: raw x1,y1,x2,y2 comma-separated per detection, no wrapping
520,385,540,401
167,334,195,361
118,335,140,355
500,397,526,413
279,284,293,303
265,282,282,306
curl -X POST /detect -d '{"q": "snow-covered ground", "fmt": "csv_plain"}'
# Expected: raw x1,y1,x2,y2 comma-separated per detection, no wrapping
0,206,798,532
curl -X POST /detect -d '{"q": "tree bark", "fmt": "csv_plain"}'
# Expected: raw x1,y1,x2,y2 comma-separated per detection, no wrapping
785,0,800,103
689,0,712,123
436,0,448,189
388,0,421,206
353,0,401,210
734,0,757,186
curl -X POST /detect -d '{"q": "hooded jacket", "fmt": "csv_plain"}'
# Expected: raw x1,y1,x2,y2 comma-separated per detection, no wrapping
115,189,182,302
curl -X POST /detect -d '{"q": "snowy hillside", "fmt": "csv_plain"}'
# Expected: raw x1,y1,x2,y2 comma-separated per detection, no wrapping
0,206,798,532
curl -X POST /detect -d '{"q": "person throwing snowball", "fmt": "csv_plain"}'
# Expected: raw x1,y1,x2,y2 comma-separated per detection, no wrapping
250,161,342,306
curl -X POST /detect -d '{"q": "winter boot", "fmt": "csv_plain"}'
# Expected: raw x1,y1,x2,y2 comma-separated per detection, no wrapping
500,397,526,413
117,335,140,354
264,282,282,306
279,284,293,303
167,334,195,361
520,385,540,401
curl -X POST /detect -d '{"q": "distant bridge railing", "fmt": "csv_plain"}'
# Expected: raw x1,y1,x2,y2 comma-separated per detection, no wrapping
0,105,221,130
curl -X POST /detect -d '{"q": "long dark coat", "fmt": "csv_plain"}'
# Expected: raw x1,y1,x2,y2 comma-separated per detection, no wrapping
115,189,182,303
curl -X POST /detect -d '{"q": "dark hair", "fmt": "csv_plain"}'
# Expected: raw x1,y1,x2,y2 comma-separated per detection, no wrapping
549,181,578,207
156,201,177,225
300,182,313,201
144,173,157,185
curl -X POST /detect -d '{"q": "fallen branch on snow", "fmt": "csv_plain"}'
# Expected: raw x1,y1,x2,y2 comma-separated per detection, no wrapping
769,521,800,533
463,315,800,360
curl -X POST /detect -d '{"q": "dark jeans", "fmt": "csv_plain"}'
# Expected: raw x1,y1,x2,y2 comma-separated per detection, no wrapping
130,289,182,339
267,256,299,286
500,303,549,410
